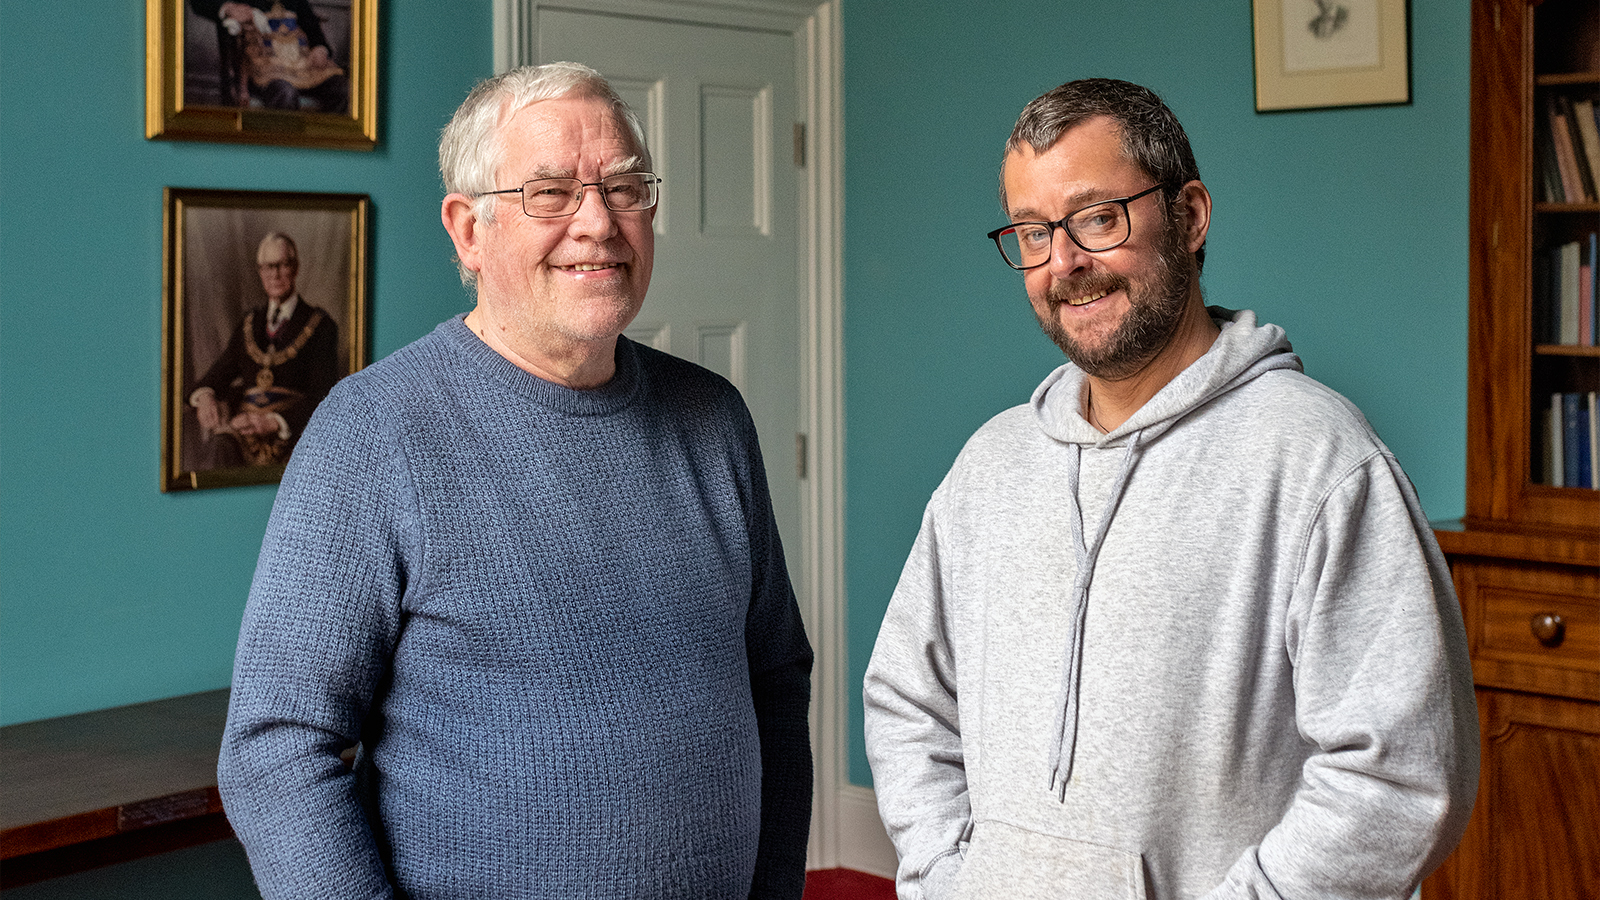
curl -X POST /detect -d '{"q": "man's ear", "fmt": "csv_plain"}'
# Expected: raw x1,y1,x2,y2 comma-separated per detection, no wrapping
442,193,487,276
1175,180,1211,254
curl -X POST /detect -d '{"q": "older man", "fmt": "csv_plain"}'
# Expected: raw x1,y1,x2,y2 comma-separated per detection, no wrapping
219,63,813,899
863,78,1477,899
190,231,339,467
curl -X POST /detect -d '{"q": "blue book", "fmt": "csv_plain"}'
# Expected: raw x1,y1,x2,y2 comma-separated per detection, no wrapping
1563,393,1592,489
1589,231,1598,346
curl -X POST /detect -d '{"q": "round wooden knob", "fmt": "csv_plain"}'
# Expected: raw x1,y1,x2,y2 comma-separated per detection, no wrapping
1529,612,1565,648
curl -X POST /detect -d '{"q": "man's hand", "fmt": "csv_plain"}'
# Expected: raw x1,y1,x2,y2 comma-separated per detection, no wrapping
219,2,256,24
230,410,282,437
193,390,228,436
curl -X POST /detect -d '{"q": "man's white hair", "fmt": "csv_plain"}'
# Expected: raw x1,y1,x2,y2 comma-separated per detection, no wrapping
438,62,651,288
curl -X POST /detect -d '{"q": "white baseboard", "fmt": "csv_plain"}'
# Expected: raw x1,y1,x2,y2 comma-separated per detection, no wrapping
834,784,898,880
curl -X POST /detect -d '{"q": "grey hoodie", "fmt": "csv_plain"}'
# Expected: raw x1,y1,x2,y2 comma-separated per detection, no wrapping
864,309,1477,900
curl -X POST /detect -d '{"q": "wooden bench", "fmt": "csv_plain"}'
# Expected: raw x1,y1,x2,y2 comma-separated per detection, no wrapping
0,689,234,888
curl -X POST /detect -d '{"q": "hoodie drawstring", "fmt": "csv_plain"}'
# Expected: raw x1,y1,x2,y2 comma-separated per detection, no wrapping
1048,430,1144,799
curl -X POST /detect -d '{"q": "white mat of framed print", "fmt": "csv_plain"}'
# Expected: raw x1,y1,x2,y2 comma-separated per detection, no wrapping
1253,0,1411,112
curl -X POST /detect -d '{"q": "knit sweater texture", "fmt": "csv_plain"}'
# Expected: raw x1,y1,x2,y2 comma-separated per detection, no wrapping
219,315,813,899
864,309,1477,900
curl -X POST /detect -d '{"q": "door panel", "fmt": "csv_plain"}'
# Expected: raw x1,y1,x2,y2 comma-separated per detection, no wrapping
537,9,802,551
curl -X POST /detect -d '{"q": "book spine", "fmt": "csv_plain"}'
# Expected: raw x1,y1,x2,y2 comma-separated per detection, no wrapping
1548,97,1588,202
1590,232,1599,347
1574,99,1600,199
1562,393,1590,490
1590,391,1599,492
1559,240,1582,344
1538,99,1569,202
1550,393,1565,488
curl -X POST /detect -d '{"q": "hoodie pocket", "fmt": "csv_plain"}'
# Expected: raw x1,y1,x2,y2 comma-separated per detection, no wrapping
948,820,1148,900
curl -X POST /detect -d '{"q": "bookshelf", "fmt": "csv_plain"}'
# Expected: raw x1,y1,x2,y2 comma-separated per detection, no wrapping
1425,2,1599,898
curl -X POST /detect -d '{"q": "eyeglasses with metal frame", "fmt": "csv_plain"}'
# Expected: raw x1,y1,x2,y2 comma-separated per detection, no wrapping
986,184,1165,270
479,172,662,219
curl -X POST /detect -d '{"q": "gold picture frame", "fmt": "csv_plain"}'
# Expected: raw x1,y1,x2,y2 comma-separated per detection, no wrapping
162,188,369,491
145,0,378,150
1252,0,1411,112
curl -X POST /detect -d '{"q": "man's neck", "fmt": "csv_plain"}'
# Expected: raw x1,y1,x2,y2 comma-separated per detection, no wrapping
1083,298,1219,432
463,307,618,390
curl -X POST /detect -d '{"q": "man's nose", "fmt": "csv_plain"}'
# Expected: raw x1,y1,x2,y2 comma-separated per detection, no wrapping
1046,225,1093,278
567,186,619,239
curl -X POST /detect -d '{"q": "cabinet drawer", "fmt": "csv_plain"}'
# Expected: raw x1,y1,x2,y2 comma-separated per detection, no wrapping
1479,587,1598,673
1452,558,1600,701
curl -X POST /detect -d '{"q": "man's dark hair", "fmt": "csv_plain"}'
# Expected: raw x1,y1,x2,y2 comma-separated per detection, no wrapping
1002,78,1205,272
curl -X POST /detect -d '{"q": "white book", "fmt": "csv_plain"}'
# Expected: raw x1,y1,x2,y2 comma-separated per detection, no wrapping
1558,241,1581,345
1550,392,1565,487
1590,391,1598,491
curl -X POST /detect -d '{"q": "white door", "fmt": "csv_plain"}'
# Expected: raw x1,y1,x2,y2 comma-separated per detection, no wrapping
536,9,803,560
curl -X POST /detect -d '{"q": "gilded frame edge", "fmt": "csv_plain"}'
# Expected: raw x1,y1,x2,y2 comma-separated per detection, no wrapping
144,0,379,150
161,187,370,492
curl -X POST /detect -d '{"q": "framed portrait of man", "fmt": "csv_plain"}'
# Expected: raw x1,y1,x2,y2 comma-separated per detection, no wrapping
162,188,369,491
145,0,378,150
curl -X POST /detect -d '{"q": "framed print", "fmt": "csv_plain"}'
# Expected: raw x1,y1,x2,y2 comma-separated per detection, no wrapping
1252,0,1411,112
162,188,369,491
145,0,378,150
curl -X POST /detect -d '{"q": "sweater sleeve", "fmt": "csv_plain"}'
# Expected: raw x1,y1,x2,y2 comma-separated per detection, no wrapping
1202,452,1479,900
741,417,815,900
862,497,973,900
218,381,413,900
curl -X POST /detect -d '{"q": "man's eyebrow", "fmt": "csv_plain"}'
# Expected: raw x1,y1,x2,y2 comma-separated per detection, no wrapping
603,156,646,177
523,156,646,181
1007,189,1122,222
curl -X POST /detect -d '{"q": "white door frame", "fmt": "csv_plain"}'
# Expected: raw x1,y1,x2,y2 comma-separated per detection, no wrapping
494,0,884,875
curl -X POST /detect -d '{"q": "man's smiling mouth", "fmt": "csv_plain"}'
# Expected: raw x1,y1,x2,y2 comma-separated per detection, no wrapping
560,262,620,272
1065,289,1109,307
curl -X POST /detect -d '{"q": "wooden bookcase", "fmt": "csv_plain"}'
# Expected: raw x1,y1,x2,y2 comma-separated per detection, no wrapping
1426,1,1600,898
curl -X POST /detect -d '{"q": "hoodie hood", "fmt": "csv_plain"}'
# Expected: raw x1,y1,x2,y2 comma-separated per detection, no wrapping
1031,307,1302,447
1035,307,1303,797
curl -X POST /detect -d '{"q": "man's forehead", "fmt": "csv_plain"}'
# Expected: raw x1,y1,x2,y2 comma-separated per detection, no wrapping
502,95,640,154
258,240,294,261
1003,125,1143,213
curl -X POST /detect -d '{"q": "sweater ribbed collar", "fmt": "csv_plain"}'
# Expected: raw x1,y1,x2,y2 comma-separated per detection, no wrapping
441,314,642,417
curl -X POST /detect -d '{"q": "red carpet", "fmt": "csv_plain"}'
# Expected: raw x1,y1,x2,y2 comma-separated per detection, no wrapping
803,868,896,900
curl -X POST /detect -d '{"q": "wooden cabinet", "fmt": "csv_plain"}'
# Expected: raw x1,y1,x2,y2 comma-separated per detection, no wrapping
1426,537,1599,900
1427,2,1600,898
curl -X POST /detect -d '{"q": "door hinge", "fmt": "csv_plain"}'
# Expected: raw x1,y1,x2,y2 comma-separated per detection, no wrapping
794,123,807,168
796,432,808,479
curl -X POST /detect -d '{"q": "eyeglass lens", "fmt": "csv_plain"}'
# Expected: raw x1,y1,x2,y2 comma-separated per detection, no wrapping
520,174,659,217
998,200,1133,268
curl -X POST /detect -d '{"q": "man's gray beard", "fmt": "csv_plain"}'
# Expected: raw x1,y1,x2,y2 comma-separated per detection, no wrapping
1035,213,1195,381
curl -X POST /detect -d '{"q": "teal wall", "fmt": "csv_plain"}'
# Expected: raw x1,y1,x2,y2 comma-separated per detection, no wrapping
0,1,494,728
841,0,1470,787
1,0,1469,814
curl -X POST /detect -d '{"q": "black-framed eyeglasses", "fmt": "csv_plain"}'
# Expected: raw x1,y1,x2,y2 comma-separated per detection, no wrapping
479,172,662,218
986,184,1165,270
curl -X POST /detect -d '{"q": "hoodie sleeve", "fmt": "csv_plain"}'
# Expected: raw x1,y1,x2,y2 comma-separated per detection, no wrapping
864,495,974,900
1202,450,1479,900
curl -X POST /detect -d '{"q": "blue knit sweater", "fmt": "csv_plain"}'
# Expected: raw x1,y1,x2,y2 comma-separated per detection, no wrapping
219,316,813,899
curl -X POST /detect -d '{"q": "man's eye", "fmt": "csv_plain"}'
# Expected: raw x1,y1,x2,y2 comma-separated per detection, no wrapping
1075,207,1121,231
